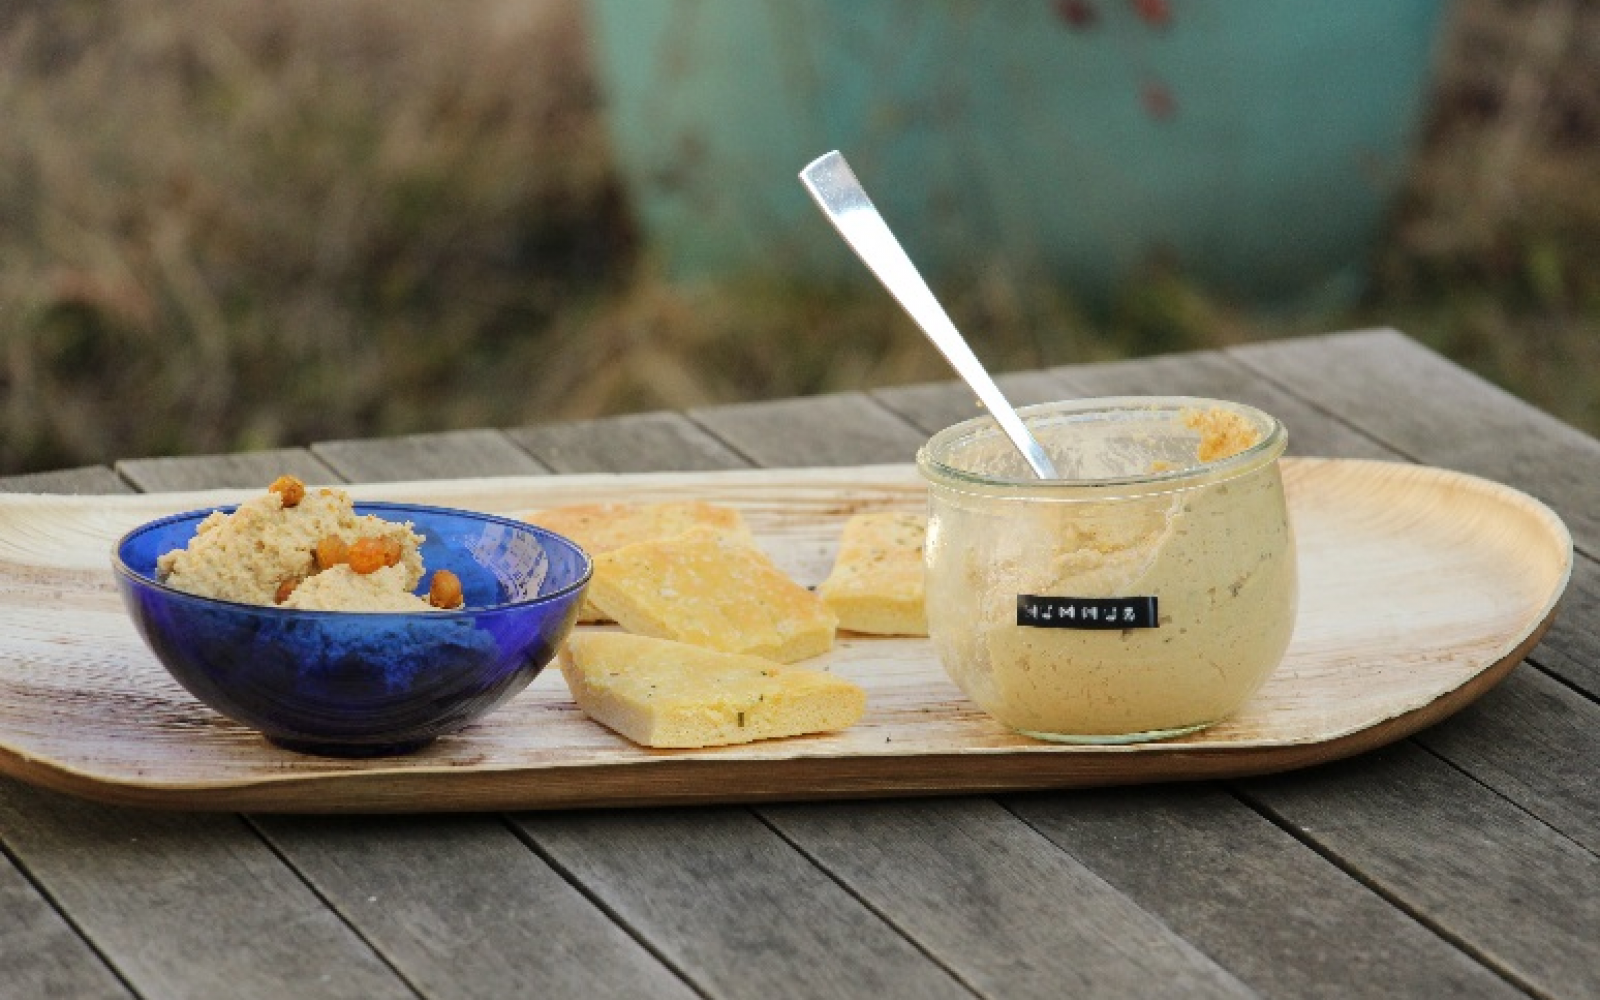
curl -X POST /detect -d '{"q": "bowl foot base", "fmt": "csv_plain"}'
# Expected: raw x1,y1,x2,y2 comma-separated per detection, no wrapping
267,735,437,758
1012,720,1215,745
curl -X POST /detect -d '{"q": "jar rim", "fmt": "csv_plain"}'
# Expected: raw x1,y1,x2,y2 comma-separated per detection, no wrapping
915,396,1287,500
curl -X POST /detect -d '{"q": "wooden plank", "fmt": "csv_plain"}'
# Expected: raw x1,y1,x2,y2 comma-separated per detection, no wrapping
871,354,1394,464
0,466,131,495
0,781,414,1000
507,411,747,473
1042,350,1402,461
311,429,547,482
0,839,132,999
1241,743,1600,998
1516,560,1600,694
1232,329,1600,552
254,815,698,1000
871,371,1074,437
1208,333,1600,997
117,448,339,492
760,797,1254,998
510,808,974,1000
689,392,927,467
1004,785,1523,999
1419,665,1600,856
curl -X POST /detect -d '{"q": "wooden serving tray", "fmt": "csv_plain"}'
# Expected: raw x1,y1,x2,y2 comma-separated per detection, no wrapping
0,459,1572,812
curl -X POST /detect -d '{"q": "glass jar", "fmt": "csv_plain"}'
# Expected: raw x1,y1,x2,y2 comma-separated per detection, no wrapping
916,397,1296,743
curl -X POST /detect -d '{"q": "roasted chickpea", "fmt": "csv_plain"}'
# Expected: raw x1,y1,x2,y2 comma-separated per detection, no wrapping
314,535,349,570
346,537,390,575
267,475,306,507
428,569,464,610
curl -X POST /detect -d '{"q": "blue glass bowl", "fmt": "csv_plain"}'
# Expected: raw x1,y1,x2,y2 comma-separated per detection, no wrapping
113,503,591,757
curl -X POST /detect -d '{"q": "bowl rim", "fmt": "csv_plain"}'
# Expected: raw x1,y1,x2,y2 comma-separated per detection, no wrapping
111,500,593,619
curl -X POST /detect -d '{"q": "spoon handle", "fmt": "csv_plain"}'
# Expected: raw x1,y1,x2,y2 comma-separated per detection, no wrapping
799,151,1059,479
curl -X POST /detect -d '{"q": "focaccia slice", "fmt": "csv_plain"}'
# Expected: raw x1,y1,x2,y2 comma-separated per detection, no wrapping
587,527,836,663
559,633,865,748
522,501,755,623
817,511,928,636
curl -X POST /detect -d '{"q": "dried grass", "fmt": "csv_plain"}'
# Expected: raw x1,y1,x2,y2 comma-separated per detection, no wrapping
1367,0,1600,435
0,0,1595,474
0,0,622,471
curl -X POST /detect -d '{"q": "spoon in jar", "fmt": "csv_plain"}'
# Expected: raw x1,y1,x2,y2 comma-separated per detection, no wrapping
798,150,1058,479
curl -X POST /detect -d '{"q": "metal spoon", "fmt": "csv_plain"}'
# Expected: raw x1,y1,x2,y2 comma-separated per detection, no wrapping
799,150,1059,479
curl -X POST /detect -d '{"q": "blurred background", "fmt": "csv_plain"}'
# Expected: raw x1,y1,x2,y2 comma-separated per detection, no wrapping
0,0,1594,476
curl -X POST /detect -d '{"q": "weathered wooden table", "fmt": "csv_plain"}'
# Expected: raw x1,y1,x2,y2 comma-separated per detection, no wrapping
1,329,1595,999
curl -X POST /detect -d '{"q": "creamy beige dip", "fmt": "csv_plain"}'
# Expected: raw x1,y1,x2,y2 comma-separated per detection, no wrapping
157,482,432,612
923,404,1296,740
284,563,432,612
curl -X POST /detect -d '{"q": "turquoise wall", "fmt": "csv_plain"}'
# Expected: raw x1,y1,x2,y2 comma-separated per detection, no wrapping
589,0,1447,305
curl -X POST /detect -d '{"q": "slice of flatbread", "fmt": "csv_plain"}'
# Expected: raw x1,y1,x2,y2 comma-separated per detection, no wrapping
559,632,865,748
817,511,928,636
522,501,755,622
587,526,837,663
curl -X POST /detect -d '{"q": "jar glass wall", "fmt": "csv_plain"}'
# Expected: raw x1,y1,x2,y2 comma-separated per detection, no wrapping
917,397,1297,743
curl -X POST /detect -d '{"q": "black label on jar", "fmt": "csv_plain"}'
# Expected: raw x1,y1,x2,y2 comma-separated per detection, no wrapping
1016,595,1159,629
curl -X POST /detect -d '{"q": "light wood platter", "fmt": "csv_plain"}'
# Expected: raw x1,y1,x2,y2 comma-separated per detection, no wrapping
0,459,1572,812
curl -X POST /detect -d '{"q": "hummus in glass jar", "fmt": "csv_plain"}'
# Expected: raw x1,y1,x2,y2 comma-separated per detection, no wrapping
918,398,1296,742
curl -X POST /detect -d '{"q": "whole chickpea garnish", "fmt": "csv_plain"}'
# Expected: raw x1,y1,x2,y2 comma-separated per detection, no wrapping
267,475,306,508
314,535,349,570
428,569,465,610
347,536,402,575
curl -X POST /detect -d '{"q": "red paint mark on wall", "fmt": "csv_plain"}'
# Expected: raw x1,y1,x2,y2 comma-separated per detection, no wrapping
1054,0,1098,30
1130,0,1171,28
1141,80,1176,120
